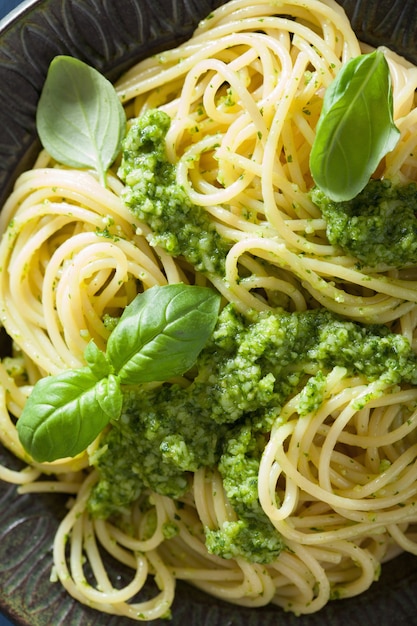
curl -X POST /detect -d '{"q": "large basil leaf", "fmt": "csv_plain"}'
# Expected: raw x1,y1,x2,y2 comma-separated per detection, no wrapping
17,369,122,463
36,55,126,186
310,50,400,201
106,284,221,384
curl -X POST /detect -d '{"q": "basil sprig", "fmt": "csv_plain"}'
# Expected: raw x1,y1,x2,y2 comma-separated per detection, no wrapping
17,284,220,463
310,50,400,201
36,56,126,187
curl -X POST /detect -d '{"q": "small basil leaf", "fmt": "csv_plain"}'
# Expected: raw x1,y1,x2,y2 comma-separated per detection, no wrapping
36,55,126,186
17,368,112,462
106,284,221,384
310,50,400,201
95,374,123,421
84,340,112,379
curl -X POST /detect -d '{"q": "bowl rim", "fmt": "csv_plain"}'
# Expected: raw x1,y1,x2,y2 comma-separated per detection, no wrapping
0,0,40,29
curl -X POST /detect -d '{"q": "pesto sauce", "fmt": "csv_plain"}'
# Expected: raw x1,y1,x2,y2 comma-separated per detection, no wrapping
118,109,229,275
312,179,417,267
88,304,417,564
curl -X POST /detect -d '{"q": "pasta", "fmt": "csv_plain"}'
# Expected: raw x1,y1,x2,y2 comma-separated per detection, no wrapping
2,0,417,619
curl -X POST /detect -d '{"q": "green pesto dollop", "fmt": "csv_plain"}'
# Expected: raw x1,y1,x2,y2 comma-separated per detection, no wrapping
312,179,417,267
88,304,417,563
205,423,284,563
118,109,229,275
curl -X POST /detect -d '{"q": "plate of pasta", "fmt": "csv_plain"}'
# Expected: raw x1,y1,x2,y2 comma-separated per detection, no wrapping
2,0,417,624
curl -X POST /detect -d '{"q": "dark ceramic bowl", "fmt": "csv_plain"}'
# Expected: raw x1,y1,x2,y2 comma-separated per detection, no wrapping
1,1,417,625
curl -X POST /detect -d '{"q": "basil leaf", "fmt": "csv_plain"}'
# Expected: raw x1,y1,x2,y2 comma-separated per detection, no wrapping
106,284,221,384
95,374,123,421
36,55,126,186
84,340,112,379
17,368,115,462
310,50,400,201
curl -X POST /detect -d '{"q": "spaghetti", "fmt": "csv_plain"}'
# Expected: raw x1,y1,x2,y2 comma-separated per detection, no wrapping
1,0,417,619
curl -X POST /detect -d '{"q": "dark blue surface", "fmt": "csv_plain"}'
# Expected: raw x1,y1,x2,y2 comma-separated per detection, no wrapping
0,4,22,625
0,0,22,20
